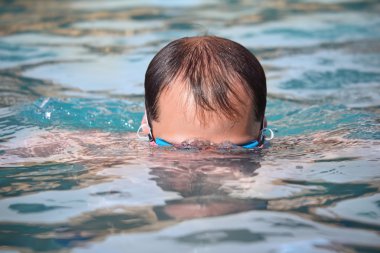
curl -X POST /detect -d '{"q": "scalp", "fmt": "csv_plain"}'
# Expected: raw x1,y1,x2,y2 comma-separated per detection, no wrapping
144,36,266,126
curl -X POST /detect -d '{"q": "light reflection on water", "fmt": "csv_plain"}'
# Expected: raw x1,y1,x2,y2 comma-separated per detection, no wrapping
0,0,380,252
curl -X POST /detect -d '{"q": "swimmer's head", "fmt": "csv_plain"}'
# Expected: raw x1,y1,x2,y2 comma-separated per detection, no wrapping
144,36,267,145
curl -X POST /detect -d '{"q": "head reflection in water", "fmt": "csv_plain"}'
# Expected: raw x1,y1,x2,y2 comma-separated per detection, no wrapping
138,36,273,148
150,156,267,220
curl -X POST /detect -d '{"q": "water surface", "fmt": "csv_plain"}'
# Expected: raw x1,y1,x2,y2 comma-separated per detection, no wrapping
0,0,380,252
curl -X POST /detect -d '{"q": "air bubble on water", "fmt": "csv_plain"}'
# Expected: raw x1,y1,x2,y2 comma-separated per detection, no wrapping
45,111,51,120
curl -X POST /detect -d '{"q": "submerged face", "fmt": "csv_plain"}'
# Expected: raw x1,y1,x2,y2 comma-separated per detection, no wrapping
150,77,262,145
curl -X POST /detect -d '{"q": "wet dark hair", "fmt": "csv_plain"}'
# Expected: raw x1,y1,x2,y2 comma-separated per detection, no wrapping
144,36,266,126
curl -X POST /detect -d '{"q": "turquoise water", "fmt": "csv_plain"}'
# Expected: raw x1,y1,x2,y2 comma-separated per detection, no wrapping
0,0,380,252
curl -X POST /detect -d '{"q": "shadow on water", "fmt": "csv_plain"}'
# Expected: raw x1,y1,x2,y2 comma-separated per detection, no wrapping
171,228,292,244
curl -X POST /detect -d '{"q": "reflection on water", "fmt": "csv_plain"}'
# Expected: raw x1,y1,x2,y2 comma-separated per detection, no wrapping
0,0,380,252
0,129,379,252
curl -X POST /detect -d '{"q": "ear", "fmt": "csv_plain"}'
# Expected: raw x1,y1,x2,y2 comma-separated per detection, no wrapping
141,111,148,125
140,111,150,134
263,116,267,128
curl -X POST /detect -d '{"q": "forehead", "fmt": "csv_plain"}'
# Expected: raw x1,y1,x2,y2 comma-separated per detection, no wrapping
150,76,259,144
157,76,252,124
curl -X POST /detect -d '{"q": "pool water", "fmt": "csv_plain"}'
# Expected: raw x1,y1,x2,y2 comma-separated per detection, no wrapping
0,0,380,252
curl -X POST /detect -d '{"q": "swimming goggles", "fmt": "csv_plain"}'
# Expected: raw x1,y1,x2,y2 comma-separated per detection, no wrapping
151,130,273,148
137,120,274,149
